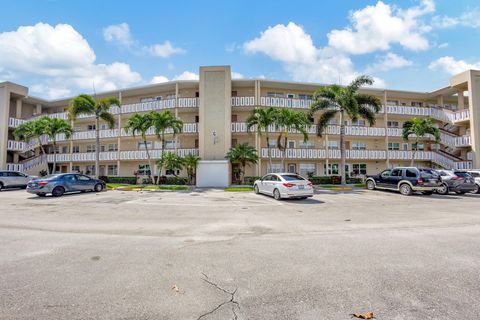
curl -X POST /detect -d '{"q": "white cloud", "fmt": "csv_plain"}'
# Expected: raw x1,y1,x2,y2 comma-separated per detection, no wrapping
231,72,244,79
432,8,480,29
429,56,480,75
0,23,142,98
145,41,185,58
173,71,199,81
327,0,434,55
103,22,185,58
244,22,317,64
103,23,133,47
365,52,413,73
150,75,169,84
438,42,449,49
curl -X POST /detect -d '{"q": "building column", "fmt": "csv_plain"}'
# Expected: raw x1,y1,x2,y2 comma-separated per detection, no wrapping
35,103,42,115
0,86,10,169
383,91,390,168
16,99,22,118
467,71,480,168
117,91,122,176
457,91,465,110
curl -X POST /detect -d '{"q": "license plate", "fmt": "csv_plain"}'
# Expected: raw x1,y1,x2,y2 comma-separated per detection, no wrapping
298,185,305,190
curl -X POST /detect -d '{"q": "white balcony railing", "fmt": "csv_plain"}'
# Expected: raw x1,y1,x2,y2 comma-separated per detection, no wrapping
260,97,313,109
7,140,26,151
325,125,386,136
440,132,471,148
120,100,175,114
231,96,255,107
386,105,431,116
388,150,432,160
6,163,24,171
8,117,27,128
432,152,473,170
261,148,387,160
177,98,198,108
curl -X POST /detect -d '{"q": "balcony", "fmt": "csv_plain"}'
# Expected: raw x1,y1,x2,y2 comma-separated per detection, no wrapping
260,97,313,109
45,149,199,162
8,117,27,128
261,148,386,160
326,125,386,137
386,105,431,116
7,140,26,151
388,150,432,160
231,122,317,134
231,96,255,107
440,132,471,148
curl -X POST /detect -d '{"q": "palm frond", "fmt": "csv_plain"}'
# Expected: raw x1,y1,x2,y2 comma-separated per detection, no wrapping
357,105,376,126
316,109,338,137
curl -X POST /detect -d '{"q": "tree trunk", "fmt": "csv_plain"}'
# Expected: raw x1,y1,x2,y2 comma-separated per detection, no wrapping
266,134,273,173
95,117,100,178
410,138,418,166
282,130,288,172
156,133,166,185
144,137,153,184
340,110,346,185
242,162,246,185
52,141,57,174
38,137,48,174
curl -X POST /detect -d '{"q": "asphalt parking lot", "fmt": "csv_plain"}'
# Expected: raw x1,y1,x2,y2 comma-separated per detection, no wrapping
1,188,480,320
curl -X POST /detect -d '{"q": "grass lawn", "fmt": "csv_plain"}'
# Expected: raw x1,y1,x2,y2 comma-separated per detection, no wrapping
317,184,366,190
106,183,129,190
224,186,254,192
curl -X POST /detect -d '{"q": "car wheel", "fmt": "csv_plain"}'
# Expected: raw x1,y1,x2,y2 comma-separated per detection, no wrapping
94,183,104,192
436,184,449,195
37,193,46,197
52,186,65,197
474,184,480,194
254,184,260,194
273,188,282,200
0,182,3,191
454,191,466,195
366,180,375,190
299,197,308,200
399,183,413,196
422,191,433,195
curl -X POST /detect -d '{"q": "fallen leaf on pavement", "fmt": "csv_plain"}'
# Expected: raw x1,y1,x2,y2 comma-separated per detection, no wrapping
350,311,375,319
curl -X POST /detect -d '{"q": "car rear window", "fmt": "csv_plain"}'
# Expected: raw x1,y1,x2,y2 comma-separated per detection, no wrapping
43,174,63,180
455,172,470,178
281,174,305,181
469,172,480,177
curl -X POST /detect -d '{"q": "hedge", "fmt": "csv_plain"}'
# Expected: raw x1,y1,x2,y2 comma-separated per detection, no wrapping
242,175,364,185
101,176,137,184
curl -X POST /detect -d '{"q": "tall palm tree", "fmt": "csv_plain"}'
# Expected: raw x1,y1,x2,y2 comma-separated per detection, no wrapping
124,113,154,183
14,117,49,162
183,154,201,185
68,94,119,178
226,143,258,184
43,117,73,174
275,108,311,172
308,75,381,184
150,110,183,183
246,107,278,173
402,117,440,166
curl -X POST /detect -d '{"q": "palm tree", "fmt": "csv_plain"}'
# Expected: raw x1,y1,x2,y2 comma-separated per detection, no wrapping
68,94,119,178
150,110,183,183
402,117,440,166
14,117,49,161
308,75,381,185
226,143,258,184
246,107,278,173
183,154,201,185
275,108,311,172
124,113,154,183
43,117,73,174
159,152,184,177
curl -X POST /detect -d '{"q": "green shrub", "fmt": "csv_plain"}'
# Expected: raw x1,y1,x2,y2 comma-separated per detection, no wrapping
347,177,364,184
104,176,137,184
243,176,261,185
308,176,333,185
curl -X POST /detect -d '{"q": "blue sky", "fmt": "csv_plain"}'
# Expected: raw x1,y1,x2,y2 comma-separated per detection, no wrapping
0,0,479,99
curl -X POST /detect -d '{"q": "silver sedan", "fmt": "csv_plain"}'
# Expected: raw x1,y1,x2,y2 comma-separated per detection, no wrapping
254,173,314,200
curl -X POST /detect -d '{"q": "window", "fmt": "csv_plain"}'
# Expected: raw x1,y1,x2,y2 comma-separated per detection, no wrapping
411,101,423,107
231,114,238,122
138,141,152,150
299,163,316,177
140,97,154,102
166,94,176,99
195,92,199,97
195,139,199,148
87,124,96,131
108,143,118,152
286,93,295,99
77,175,91,181
380,169,391,178
72,145,80,153
72,165,80,173
352,164,367,175
412,143,424,151
387,100,399,106
267,139,277,148
107,165,118,176
85,165,96,175
100,145,106,152
138,164,151,176
281,174,307,181
231,91,238,97
391,169,402,177
299,140,315,149
86,145,96,153
406,169,418,178
232,139,238,147
387,121,399,128
352,119,366,126
61,146,68,153
195,115,199,123
298,94,312,100
154,96,162,101
287,140,296,148
165,140,176,149
324,164,339,175
327,118,338,125
402,143,409,151
352,142,367,150
327,140,339,149
267,163,283,173
388,143,400,151
267,92,284,97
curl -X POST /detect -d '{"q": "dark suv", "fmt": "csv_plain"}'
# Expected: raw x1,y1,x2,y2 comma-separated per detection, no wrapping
365,167,442,196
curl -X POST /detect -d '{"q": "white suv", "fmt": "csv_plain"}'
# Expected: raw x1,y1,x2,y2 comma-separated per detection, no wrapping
0,171,37,191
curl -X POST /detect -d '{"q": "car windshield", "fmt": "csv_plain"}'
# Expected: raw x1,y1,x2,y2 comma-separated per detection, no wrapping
281,174,305,181
42,174,64,180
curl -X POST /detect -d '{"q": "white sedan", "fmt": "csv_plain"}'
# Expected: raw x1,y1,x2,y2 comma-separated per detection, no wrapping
253,173,314,200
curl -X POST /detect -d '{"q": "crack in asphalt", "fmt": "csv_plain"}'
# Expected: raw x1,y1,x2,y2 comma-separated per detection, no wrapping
197,273,239,320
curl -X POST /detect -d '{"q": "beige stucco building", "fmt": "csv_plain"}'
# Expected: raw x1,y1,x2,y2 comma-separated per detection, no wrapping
1,66,479,185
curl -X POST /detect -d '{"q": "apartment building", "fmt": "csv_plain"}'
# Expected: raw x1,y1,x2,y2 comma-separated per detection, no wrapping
1,66,479,186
